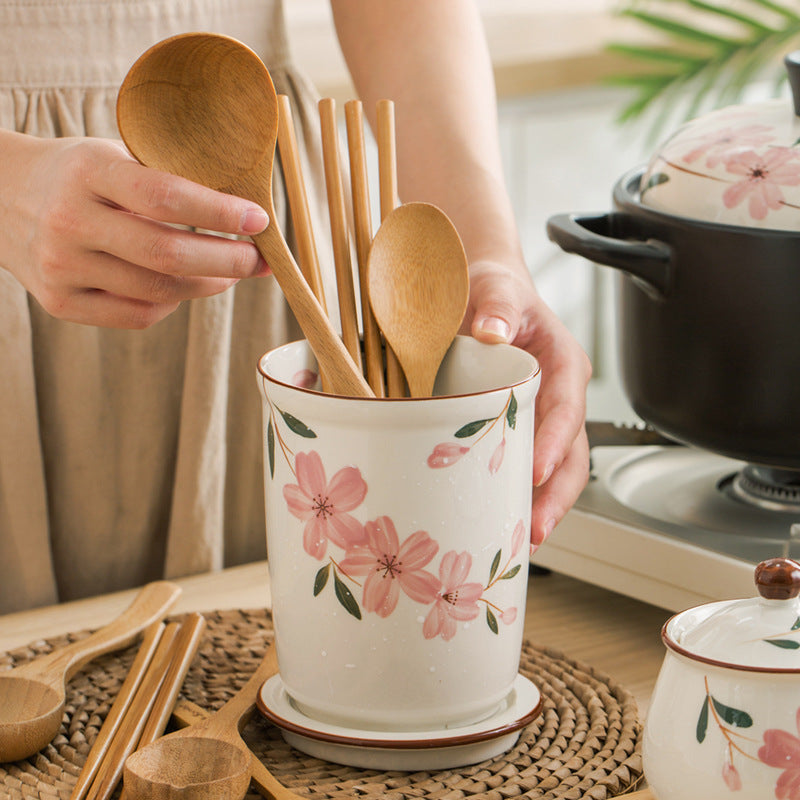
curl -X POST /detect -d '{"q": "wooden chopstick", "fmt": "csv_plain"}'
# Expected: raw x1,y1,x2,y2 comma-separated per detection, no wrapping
82,621,181,800
344,99,385,397
376,99,407,397
276,94,327,314
319,97,363,373
69,621,165,800
115,612,206,800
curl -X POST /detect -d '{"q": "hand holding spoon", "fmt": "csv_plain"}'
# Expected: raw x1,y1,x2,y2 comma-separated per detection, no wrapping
116,32,372,398
368,202,469,397
0,581,181,763
123,644,280,800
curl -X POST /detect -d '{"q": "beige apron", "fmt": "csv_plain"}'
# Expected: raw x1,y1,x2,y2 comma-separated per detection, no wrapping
0,0,335,611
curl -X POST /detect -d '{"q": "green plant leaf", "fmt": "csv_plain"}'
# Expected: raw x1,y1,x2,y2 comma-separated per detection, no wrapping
489,550,502,583
791,616,800,630
499,564,522,581
506,391,518,430
334,571,362,620
486,607,499,635
267,417,275,479
278,408,317,438
711,697,753,728
455,419,494,438
697,695,709,742
314,564,330,596
766,638,800,649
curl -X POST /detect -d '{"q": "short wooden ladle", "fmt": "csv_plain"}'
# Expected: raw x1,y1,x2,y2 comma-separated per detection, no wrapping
123,643,281,800
116,32,372,398
0,580,181,763
367,202,469,397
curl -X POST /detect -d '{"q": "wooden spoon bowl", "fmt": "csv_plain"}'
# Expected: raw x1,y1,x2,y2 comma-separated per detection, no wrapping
0,581,180,762
123,645,281,800
367,202,469,397
116,32,372,398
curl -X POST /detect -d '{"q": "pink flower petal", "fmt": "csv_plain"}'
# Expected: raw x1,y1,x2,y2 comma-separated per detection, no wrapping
423,604,445,639
295,451,327,497
759,730,800,768
501,607,518,625
326,512,367,550
427,442,470,468
338,548,377,576
439,550,473,589
722,761,741,791
489,439,505,474
283,484,314,520
303,518,328,559
365,516,399,558
511,520,527,558
327,466,368,512
397,530,438,571
399,570,441,604
363,571,400,617
291,369,318,389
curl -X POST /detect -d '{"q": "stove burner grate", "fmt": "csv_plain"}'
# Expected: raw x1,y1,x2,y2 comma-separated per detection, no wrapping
729,464,800,513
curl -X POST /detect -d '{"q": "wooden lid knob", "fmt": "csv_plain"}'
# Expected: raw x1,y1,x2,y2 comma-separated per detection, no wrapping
755,558,800,600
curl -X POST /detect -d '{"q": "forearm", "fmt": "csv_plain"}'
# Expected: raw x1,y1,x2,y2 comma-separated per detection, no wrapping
331,0,525,270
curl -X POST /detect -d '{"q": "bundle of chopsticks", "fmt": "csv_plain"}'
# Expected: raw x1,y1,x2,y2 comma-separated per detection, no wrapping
277,95,406,397
69,613,206,800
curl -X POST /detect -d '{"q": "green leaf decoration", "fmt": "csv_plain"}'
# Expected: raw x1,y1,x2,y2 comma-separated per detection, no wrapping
711,697,753,728
267,417,275,479
278,408,317,438
506,391,518,430
486,607,499,635
766,638,800,649
697,695,709,742
489,550,502,583
334,571,362,620
313,564,330,597
607,0,800,137
499,564,522,581
791,616,800,631
455,418,494,438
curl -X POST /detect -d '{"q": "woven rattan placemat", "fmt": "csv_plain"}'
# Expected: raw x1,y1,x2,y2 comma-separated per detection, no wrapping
0,608,644,799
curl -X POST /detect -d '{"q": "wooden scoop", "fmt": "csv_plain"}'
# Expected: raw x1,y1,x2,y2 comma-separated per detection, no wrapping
367,202,469,397
116,32,372,398
0,581,181,763
123,644,280,800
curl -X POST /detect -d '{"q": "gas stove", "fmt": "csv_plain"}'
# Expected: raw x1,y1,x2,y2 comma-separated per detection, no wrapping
534,444,800,612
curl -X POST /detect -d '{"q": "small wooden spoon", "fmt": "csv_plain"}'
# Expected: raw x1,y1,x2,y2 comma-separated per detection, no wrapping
367,202,469,397
123,644,280,800
0,581,181,763
116,32,372,398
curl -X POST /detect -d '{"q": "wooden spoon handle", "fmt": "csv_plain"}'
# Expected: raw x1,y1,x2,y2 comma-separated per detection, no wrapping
250,226,373,397
202,644,280,737
38,581,181,682
172,699,303,800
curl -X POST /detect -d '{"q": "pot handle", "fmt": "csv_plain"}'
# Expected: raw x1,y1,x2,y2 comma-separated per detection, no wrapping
546,212,673,297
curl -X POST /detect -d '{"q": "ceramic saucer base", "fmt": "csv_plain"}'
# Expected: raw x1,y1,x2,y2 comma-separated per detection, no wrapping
256,673,542,771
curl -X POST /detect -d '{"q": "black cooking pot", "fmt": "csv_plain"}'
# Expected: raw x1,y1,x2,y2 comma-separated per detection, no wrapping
547,167,800,470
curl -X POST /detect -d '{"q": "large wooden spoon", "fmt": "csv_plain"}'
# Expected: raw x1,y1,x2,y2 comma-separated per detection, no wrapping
367,202,469,397
123,644,280,800
116,32,372,398
0,581,181,763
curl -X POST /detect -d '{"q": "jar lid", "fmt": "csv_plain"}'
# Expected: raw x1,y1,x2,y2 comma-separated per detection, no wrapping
665,558,800,671
639,53,800,232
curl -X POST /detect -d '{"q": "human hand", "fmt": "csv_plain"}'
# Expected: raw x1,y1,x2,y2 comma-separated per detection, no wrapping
0,134,270,328
463,260,592,551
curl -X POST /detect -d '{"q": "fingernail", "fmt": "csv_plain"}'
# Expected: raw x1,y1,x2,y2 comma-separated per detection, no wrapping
536,463,554,487
477,316,511,343
241,206,269,234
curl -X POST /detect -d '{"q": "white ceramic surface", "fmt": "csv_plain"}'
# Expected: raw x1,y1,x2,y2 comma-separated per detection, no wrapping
640,99,800,231
256,672,542,770
644,559,800,799
257,335,539,732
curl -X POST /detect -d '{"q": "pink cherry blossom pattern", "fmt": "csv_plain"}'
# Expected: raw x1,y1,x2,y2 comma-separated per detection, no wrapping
488,438,505,475
722,148,800,221
510,519,527,558
759,707,800,800
339,516,440,618
423,551,483,641
679,123,774,167
283,451,367,559
500,607,517,625
291,369,318,389
427,442,470,468
722,760,742,792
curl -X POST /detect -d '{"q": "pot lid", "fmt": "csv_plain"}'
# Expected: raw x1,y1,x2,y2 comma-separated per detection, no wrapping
639,53,800,232
665,558,800,671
